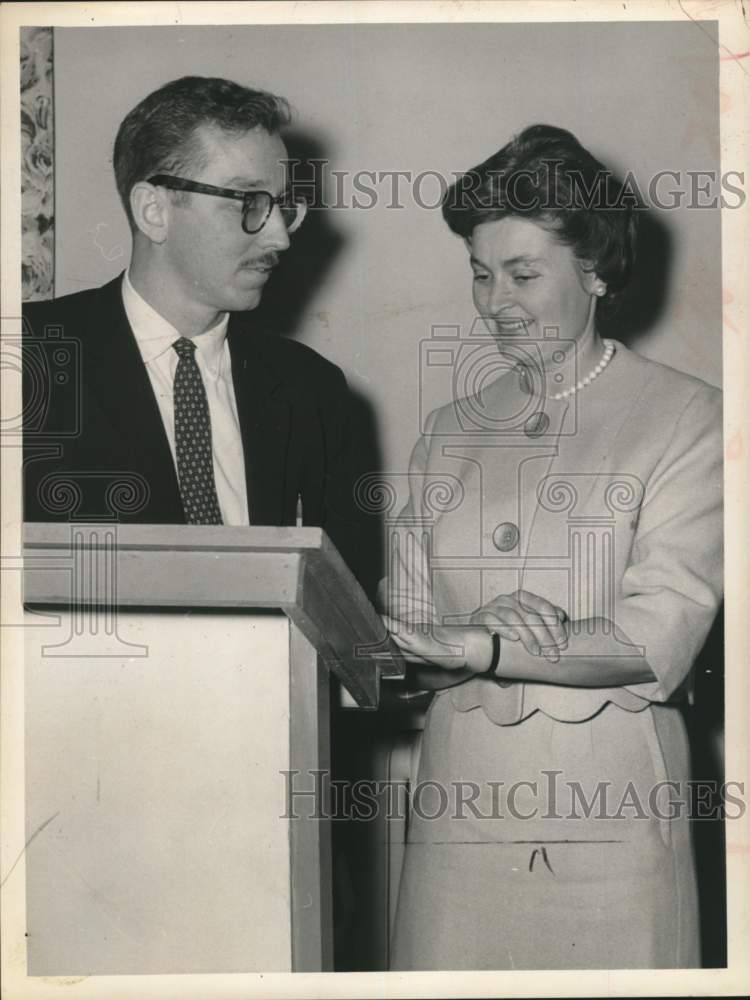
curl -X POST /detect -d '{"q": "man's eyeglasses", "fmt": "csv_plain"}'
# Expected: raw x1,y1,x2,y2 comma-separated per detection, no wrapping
147,175,307,235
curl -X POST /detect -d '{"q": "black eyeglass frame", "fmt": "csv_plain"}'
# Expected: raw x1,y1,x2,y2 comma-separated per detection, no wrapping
147,174,307,235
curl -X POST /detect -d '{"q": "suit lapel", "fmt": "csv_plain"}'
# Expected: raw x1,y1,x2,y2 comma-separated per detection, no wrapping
550,345,652,515
84,276,183,519
227,315,291,525
519,346,653,584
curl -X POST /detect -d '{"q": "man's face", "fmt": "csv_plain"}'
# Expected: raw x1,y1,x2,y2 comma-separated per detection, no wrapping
162,124,291,314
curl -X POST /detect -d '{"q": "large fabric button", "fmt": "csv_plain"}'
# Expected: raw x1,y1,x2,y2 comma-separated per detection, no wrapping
523,411,550,437
492,521,519,551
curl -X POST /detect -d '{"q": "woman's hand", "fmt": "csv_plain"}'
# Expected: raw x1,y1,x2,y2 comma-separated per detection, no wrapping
470,589,568,663
382,614,493,674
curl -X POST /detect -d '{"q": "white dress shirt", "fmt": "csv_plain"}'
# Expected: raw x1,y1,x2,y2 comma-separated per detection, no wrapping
121,271,250,525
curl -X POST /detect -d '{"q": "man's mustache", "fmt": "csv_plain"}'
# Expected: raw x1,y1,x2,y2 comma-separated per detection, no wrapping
242,253,280,269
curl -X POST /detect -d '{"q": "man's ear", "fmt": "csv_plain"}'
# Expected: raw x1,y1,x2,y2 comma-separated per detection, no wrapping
130,182,169,244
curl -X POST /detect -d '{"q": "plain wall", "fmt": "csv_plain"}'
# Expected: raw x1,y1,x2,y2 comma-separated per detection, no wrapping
54,22,722,490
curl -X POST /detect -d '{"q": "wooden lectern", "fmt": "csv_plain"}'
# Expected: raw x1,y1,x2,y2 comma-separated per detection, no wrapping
22,523,403,975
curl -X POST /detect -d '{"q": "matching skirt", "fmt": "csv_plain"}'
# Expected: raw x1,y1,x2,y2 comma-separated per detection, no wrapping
390,692,699,970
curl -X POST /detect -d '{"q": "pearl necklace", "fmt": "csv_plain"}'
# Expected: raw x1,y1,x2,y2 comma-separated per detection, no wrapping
550,339,615,400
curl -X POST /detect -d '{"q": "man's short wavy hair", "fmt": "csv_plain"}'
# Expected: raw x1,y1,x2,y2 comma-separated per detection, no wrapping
442,124,639,311
113,75,291,232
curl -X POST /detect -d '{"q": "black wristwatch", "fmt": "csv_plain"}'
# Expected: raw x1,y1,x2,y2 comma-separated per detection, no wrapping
484,630,501,675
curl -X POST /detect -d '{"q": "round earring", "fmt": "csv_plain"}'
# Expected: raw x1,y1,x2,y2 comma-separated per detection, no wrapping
595,285,606,297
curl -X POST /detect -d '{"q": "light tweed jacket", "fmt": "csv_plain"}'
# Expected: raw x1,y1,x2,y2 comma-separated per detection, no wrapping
386,340,723,725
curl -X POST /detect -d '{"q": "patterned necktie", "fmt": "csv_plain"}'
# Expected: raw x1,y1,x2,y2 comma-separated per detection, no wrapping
172,337,223,525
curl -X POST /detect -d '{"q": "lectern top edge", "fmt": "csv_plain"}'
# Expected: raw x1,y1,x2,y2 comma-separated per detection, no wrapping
23,522,328,554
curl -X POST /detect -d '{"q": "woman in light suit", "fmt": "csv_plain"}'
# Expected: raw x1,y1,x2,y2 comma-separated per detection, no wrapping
384,125,723,970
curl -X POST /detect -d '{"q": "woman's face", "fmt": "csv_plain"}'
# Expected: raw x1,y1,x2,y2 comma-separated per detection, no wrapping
468,216,599,346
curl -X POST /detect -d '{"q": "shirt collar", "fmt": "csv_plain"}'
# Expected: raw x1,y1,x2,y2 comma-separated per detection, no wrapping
122,269,229,370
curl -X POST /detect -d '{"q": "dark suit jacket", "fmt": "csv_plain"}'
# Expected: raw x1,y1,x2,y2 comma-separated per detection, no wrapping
22,274,361,568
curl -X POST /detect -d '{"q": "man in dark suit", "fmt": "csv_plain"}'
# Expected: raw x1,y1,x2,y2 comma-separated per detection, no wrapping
23,76,359,567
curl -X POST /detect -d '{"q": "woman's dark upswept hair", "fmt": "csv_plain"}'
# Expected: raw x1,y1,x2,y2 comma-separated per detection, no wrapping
113,76,291,231
442,124,639,311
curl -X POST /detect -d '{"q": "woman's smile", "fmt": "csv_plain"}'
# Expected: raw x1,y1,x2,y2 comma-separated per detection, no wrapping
490,315,532,334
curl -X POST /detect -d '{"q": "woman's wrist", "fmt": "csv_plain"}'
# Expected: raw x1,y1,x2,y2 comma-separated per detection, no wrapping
464,627,500,674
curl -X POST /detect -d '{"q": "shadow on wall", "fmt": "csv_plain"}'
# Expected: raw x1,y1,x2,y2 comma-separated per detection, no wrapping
687,604,727,968
252,128,386,598
346,391,385,600
252,128,342,339
599,209,674,349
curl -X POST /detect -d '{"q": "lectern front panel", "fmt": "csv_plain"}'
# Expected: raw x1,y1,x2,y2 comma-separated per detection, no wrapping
24,609,293,974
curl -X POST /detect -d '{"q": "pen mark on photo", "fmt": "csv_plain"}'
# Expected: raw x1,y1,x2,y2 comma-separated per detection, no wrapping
677,0,749,78
0,811,60,888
